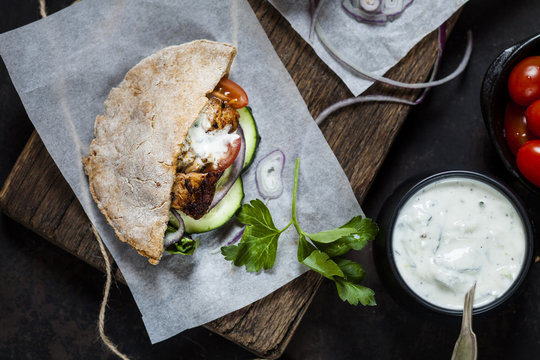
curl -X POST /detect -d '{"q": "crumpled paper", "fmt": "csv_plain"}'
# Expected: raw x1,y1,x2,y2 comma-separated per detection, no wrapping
269,0,467,96
0,0,364,343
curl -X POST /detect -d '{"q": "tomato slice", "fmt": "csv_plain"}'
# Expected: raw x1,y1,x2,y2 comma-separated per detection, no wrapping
508,56,540,106
205,137,241,173
516,140,540,188
211,78,249,109
504,101,538,155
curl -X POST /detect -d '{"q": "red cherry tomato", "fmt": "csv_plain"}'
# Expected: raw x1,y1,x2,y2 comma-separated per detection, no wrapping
212,78,249,109
504,101,538,155
525,99,540,137
508,56,540,106
205,137,241,173
516,140,540,187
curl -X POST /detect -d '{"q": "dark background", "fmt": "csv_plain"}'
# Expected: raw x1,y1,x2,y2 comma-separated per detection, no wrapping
1,0,539,359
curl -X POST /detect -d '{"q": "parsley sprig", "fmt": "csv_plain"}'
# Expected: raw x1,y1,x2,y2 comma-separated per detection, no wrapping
221,159,378,306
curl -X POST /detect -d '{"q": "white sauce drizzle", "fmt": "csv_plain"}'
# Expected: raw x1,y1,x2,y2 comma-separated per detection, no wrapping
392,176,526,310
179,108,239,171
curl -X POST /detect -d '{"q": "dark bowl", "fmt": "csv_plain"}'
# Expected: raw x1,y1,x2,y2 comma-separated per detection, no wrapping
373,170,534,317
480,32,540,196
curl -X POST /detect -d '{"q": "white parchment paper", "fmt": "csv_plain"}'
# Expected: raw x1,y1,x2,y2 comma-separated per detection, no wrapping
0,0,364,343
269,0,467,96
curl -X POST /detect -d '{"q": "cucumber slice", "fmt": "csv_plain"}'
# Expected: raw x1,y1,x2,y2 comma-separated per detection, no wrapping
238,106,260,170
180,178,244,234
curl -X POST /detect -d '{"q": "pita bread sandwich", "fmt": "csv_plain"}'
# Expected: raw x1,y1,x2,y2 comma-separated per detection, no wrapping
84,40,259,265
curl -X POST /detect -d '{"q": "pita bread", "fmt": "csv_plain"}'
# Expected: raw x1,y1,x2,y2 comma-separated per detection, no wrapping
84,40,237,264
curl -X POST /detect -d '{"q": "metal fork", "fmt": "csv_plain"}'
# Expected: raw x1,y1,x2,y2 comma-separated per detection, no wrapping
451,284,478,360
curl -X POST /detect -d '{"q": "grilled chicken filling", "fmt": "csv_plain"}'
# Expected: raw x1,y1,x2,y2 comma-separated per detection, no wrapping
171,97,239,219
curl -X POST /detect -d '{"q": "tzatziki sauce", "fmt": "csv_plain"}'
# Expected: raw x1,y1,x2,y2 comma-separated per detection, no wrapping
392,176,526,310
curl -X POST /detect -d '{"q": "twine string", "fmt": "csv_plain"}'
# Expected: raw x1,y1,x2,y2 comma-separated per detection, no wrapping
91,225,131,360
39,0,47,17
37,1,130,359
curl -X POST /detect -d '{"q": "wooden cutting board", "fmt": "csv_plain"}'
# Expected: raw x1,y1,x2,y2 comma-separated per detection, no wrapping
0,1,458,358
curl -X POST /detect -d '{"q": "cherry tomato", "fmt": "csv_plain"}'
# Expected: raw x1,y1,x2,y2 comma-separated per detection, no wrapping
504,101,538,155
508,56,540,106
205,137,241,173
211,78,249,109
516,140,540,187
525,99,540,137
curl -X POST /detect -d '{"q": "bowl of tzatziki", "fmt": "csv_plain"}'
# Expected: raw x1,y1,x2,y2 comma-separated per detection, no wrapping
374,170,534,316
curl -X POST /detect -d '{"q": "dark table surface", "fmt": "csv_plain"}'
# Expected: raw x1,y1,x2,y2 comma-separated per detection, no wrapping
2,0,540,359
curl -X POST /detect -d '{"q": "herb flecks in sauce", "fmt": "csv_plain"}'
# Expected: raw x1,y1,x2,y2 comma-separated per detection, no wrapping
393,177,526,310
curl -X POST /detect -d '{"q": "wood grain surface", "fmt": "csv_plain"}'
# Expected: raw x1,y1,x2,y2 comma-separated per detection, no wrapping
0,1,458,358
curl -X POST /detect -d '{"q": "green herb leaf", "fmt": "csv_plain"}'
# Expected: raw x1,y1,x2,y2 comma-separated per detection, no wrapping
310,216,379,256
345,217,379,250
334,258,366,283
221,244,240,261
312,239,351,258
221,200,285,272
306,227,357,244
237,199,277,230
335,278,376,306
297,234,317,262
165,237,199,255
301,250,344,280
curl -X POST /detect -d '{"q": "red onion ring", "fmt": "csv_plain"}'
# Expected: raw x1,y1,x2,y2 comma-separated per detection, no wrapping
164,209,185,247
208,125,246,210
226,227,245,246
412,22,446,106
255,150,286,199
309,0,326,42
315,20,473,90
314,24,450,125
342,0,414,25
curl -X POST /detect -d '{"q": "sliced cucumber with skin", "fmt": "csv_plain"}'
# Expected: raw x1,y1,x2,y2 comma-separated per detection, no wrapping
238,106,259,170
180,178,244,234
